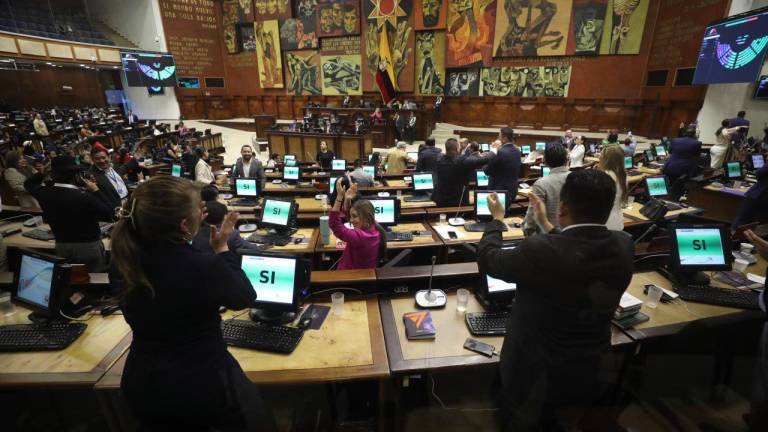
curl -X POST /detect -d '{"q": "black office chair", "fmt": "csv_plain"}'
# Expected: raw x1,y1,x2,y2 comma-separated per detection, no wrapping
380,248,413,268
668,174,689,202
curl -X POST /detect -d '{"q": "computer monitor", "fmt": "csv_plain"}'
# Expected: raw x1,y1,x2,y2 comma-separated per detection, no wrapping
407,151,418,162
541,166,551,177
670,225,730,277
239,251,310,321
480,143,490,152
725,161,743,180
752,154,765,170
475,190,506,221
368,198,400,227
284,159,298,167
589,143,597,154
12,249,70,320
283,166,300,182
363,165,376,178
332,159,346,171
412,172,434,193
644,149,655,163
171,163,182,177
235,178,259,198
535,142,546,152
645,176,669,198
329,175,339,195
476,244,518,309
475,170,489,187
624,156,634,169
259,198,297,232
654,145,667,157
284,154,296,162
521,145,531,155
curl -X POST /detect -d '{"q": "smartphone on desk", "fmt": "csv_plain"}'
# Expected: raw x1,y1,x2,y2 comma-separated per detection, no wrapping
463,338,496,357
448,231,458,239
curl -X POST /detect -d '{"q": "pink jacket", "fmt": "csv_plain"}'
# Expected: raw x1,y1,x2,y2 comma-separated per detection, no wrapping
329,210,381,269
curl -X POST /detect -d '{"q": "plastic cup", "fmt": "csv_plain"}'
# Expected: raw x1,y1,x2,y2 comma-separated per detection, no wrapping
645,284,663,309
396,189,403,199
319,216,330,245
741,243,755,255
0,291,15,316
331,292,344,315
734,258,749,273
439,214,447,224
456,289,470,312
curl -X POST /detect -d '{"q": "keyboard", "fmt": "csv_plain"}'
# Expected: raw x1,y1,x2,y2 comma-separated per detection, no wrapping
0,322,87,352
403,195,432,202
247,233,292,246
221,319,304,353
674,284,760,310
464,222,508,233
23,228,55,241
229,199,257,207
465,311,510,336
385,231,413,242
660,200,683,211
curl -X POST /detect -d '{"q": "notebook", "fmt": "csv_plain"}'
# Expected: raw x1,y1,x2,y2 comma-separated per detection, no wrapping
403,311,437,340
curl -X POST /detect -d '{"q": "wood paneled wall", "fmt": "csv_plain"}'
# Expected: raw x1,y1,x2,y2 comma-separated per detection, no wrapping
0,68,121,109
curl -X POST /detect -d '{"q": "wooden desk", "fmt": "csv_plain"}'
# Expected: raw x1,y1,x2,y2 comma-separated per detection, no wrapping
305,106,434,142
686,183,749,223
620,271,763,340
429,218,525,246
621,201,702,224
315,222,441,253
2,222,111,251
0,305,131,387
239,228,318,254
266,131,373,164
380,291,633,374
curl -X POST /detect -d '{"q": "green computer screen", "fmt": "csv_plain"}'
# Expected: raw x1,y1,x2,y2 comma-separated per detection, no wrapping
655,145,667,157
675,228,726,266
235,179,258,197
476,192,506,216
284,154,296,161
363,165,375,177
283,166,300,180
536,142,546,151
262,199,291,226
241,255,295,304
542,166,551,177
171,164,182,177
413,173,434,190
332,159,346,171
726,162,742,178
476,171,489,187
646,177,668,197
370,199,395,225
521,145,531,154
624,156,633,169
330,176,338,194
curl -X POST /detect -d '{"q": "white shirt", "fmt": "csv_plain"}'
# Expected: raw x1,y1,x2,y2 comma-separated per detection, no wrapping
569,145,585,168
605,170,626,231
242,160,252,177
562,223,605,232
103,167,128,199
195,159,215,184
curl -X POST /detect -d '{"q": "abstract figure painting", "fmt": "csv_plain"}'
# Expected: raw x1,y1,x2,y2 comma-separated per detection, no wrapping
416,31,445,94
321,55,363,95
255,20,284,88
567,0,607,55
317,0,360,37
362,0,415,91
479,65,571,97
255,0,292,20
280,18,319,50
445,0,496,67
445,67,480,96
285,50,322,95
599,0,649,55
493,0,573,58
414,0,447,30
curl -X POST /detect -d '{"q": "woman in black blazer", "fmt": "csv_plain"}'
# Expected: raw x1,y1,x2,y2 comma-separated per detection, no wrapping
110,176,274,431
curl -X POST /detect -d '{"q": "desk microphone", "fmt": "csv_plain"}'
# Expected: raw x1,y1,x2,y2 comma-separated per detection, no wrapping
448,186,467,226
415,256,447,308
633,223,658,246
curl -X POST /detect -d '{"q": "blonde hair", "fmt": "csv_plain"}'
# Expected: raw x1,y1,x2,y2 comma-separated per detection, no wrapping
111,177,202,298
599,145,628,205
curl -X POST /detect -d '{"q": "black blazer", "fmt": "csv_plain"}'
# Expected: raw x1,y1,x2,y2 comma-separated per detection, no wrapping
747,165,768,200
89,166,125,210
663,137,702,180
478,221,633,407
432,153,490,207
415,146,442,173
484,144,521,199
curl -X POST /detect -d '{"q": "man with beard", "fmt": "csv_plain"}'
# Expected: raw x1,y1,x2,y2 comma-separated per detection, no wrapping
319,6,334,34
343,4,357,33
332,2,343,31
229,144,265,190
422,0,442,27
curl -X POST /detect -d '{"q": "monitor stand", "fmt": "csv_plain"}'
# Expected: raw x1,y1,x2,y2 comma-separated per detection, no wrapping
474,292,511,312
249,308,296,325
27,312,56,325
659,266,710,287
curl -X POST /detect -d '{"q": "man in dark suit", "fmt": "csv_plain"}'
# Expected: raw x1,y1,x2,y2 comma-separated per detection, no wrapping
729,110,750,142
733,164,768,229
229,144,265,190
663,123,702,182
484,127,521,208
478,169,634,431
89,147,128,210
432,138,491,207
416,137,442,173
126,110,140,125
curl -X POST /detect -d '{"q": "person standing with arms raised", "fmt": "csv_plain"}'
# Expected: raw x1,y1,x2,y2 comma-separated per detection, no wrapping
484,127,521,209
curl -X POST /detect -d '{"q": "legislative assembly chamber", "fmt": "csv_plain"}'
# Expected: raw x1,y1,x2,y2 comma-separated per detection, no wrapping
4,0,768,431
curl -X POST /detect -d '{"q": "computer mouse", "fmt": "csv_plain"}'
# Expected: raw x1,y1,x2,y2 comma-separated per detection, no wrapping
512,223,522,228
221,193,233,200
239,224,258,233
298,316,312,329
293,238,303,244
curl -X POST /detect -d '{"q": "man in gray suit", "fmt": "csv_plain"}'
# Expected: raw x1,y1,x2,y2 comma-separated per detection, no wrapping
229,144,265,190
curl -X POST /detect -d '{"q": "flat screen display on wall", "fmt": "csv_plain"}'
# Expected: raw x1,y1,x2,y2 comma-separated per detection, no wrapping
177,77,200,89
121,52,177,87
693,6,768,85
